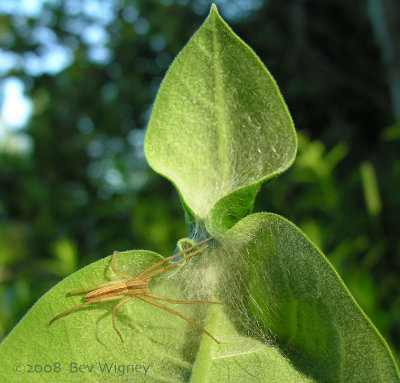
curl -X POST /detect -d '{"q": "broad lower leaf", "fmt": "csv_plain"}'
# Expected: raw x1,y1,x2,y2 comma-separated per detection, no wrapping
0,245,313,383
0,250,221,383
145,5,296,232
2,217,399,382
217,213,400,382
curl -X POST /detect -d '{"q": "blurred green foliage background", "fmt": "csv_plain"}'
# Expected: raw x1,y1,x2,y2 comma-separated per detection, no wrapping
0,0,399,363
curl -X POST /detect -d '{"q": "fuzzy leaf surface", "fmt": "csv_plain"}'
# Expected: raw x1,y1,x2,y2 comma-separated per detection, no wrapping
0,248,313,383
145,5,296,232
216,213,400,382
1,217,399,382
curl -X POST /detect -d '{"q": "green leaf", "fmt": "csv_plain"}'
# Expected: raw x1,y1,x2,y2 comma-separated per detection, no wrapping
0,250,220,382
2,217,398,382
145,4,296,232
0,245,313,383
217,213,400,382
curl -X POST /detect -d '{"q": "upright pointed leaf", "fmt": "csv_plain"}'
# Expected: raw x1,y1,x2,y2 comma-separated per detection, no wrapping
145,5,296,232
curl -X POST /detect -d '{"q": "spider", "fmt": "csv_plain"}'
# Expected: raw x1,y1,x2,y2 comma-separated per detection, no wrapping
49,235,220,343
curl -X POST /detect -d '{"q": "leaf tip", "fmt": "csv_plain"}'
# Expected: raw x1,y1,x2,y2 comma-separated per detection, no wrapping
206,3,225,29
209,3,220,18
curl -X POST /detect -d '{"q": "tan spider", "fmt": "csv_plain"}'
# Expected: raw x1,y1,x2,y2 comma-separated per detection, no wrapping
49,235,220,343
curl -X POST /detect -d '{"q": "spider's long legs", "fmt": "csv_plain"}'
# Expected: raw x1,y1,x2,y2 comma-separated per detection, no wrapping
49,302,90,325
142,245,209,280
50,295,125,325
135,235,217,279
147,293,220,306
112,297,133,342
111,251,132,279
68,279,127,295
136,295,220,344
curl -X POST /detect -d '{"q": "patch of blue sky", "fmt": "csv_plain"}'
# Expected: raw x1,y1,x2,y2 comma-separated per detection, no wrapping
0,77,32,129
192,0,264,21
82,24,110,46
64,0,115,25
0,0,117,132
22,45,74,76
0,51,19,76
31,26,58,45
87,46,113,65
0,0,44,17
81,0,115,24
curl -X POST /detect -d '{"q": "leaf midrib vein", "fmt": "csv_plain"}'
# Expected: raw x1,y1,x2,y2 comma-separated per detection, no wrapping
212,18,230,193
